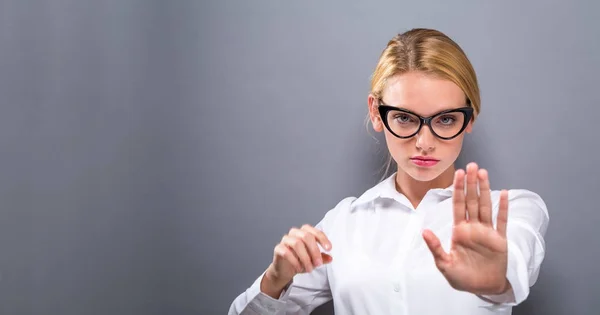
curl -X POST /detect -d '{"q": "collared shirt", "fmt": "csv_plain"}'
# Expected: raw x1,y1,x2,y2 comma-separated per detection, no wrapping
229,173,549,315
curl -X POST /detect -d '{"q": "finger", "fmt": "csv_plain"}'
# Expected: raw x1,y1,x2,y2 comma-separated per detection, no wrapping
478,169,493,226
274,243,302,273
282,235,314,273
291,228,322,267
301,224,332,251
466,162,479,222
496,190,509,237
453,169,466,225
423,229,450,271
321,252,333,264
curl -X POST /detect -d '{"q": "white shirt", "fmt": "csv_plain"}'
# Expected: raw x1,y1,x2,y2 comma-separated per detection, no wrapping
229,173,549,315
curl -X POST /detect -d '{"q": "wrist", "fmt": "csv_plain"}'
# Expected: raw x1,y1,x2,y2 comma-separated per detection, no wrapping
499,278,512,294
260,267,292,299
486,278,511,295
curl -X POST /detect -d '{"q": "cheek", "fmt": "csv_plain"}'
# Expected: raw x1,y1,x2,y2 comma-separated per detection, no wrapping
442,137,465,159
383,133,413,156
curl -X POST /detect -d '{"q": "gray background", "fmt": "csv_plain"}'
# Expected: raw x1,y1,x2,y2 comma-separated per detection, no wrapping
0,0,597,314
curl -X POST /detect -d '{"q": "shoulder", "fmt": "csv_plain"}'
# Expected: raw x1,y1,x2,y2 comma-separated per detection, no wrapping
314,196,357,231
323,196,357,221
315,177,391,230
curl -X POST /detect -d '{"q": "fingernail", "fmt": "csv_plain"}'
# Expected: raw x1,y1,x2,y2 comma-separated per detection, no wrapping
316,258,322,266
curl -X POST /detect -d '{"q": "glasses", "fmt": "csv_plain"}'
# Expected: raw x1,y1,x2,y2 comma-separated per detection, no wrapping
377,99,474,140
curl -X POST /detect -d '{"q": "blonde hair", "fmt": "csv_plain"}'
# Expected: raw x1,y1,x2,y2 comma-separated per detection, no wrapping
368,28,481,180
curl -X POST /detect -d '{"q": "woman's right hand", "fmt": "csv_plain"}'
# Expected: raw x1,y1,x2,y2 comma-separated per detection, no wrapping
260,224,333,298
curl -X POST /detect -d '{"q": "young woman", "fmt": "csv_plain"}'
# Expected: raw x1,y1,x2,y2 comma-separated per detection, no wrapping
228,28,549,315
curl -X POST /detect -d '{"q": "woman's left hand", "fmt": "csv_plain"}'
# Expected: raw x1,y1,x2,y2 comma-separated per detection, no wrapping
422,162,511,295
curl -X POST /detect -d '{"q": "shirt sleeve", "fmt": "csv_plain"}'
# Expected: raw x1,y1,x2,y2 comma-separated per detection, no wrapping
227,263,331,315
228,197,354,315
479,189,549,308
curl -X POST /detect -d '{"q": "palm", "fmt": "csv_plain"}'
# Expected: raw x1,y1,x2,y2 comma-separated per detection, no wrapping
423,163,510,295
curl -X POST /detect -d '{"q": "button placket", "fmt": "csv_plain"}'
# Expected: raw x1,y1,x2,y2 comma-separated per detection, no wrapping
390,200,429,307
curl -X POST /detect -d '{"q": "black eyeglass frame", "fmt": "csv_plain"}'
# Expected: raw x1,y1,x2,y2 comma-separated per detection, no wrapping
377,99,474,140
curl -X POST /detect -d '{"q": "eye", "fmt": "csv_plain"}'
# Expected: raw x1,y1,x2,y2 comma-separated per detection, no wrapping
393,113,415,123
438,115,456,125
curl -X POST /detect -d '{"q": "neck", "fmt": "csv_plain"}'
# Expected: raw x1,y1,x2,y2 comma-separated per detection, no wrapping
395,164,455,209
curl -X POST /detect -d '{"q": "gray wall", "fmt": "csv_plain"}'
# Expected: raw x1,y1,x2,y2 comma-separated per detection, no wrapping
0,1,598,314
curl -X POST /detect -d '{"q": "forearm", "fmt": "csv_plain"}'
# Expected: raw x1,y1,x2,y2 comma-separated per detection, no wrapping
260,268,292,299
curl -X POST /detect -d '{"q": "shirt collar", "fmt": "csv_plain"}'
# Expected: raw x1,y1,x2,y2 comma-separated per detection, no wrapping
353,172,454,207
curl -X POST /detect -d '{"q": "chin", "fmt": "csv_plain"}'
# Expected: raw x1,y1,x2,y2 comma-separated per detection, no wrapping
404,164,444,182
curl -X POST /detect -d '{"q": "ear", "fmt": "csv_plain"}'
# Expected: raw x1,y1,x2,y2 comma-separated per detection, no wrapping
465,117,474,133
368,94,384,132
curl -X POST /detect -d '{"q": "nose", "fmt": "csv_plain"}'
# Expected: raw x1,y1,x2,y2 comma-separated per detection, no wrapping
415,125,436,152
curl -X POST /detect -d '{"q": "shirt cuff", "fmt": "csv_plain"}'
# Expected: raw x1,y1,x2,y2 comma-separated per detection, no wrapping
244,272,293,315
479,240,529,308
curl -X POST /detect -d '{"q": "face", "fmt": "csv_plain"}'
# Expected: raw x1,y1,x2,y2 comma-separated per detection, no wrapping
368,71,474,182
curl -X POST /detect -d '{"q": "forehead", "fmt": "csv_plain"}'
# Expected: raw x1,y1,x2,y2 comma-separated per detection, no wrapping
382,72,467,116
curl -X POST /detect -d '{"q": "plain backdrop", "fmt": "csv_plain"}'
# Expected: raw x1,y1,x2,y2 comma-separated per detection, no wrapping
0,0,598,314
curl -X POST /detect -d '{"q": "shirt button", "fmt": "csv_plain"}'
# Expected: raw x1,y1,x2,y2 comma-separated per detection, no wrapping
393,283,401,292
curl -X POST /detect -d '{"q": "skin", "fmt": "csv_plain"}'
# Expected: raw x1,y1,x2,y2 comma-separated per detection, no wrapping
261,71,510,299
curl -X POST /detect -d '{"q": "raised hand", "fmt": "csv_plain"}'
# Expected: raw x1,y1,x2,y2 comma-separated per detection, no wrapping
422,162,511,295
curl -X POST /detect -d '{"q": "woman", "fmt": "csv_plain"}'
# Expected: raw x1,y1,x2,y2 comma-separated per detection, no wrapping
228,28,549,315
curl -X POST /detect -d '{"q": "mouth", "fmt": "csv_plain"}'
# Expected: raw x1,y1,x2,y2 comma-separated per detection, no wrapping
410,157,440,167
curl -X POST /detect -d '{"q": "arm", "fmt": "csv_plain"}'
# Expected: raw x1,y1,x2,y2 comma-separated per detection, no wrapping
228,197,352,315
422,164,550,309
480,189,549,305
228,262,331,315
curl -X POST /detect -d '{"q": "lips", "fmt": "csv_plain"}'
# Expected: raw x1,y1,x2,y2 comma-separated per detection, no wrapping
410,156,439,162
410,157,439,167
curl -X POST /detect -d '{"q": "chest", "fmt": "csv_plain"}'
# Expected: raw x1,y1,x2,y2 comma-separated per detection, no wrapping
328,198,455,266
325,199,458,307
320,197,508,314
